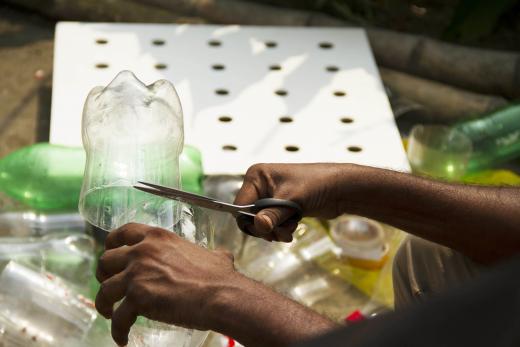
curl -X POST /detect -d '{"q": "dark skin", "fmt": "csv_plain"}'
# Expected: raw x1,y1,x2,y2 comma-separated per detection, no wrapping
96,163,520,346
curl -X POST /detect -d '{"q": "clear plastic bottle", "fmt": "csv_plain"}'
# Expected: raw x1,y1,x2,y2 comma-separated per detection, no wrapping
78,71,201,347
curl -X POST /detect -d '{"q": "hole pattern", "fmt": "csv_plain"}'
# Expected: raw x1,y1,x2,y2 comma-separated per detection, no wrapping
222,145,237,151
319,42,334,49
208,40,222,47
96,38,108,44
265,41,277,48
279,116,293,123
152,39,165,46
275,89,288,96
155,63,168,70
285,145,299,152
95,63,109,69
218,116,232,122
215,89,229,96
269,64,282,71
212,64,225,70
334,91,347,97
347,146,362,153
326,65,339,72
340,117,354,124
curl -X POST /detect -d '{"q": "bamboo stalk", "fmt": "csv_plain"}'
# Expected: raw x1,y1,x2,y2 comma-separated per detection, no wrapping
135,0,346,26
368,29,520,99
3,0,203,23
380,68,508,123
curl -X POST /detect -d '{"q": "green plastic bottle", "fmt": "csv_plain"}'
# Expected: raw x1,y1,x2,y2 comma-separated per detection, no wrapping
0,144,85,211
454,104,520,172
0,143,204,211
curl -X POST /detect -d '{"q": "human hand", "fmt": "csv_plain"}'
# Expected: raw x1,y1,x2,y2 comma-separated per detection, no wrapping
234,163,350,242
95,223,238,346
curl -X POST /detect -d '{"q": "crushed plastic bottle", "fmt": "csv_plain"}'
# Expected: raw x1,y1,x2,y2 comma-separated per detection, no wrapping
0,261,97,346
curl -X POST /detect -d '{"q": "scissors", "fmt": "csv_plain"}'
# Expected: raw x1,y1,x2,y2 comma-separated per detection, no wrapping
134,181,303,236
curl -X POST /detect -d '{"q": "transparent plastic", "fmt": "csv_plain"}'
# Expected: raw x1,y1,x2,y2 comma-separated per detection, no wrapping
78,71,209,347
0,233,95,285
407,125,473,181
330,215,389,269
79,70,184,232
0,261,97,346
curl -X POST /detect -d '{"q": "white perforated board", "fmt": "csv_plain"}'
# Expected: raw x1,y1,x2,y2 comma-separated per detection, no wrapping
50,22,410,174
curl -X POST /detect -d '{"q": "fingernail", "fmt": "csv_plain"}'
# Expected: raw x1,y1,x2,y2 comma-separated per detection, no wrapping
260,215,273,230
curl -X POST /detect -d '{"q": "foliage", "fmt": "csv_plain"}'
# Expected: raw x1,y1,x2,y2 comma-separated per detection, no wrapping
444,0,519,41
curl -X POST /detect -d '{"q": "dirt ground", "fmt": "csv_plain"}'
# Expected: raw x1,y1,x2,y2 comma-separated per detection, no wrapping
0,5,54,157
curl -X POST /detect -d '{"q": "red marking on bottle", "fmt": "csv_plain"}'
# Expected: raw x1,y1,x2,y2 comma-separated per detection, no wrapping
345,310,365,323
227,336,235,347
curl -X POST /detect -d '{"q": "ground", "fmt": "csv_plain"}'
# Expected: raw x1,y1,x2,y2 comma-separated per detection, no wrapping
0,5,54,157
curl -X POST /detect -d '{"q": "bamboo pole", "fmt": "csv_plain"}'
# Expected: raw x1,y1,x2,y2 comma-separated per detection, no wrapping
368,29,520,99
380,68,508,123
3,0,203,23
136,0,347,26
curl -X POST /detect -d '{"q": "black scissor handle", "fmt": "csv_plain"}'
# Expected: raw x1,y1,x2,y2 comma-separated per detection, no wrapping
236,198,303,236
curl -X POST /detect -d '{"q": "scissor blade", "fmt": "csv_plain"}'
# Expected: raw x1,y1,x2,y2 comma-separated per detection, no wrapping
134,183,240,214
137,181,215,201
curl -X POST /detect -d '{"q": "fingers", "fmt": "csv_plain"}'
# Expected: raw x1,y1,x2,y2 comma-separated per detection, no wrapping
272,222,298,242
111,298,138,347
105,223,148,250
95,271,128,319
96,247,131,283
254,206,296,235
234,178,261,206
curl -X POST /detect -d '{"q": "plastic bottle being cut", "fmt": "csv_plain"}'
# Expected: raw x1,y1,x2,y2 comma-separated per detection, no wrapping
78,71,204,347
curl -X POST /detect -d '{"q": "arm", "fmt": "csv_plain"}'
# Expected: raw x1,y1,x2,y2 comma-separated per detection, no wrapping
234,163,520,264
95,223,338,347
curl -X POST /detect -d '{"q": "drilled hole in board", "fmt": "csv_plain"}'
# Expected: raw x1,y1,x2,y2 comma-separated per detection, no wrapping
215,89,229,96
218,116,233,122
222,145,237,151
152,39,165,46
275,89,288,96
334,90,347,97
212,64,225,70
95,63,109,69
155,63,168,70
96,38,108,45
347,146,362,153
285,145,299,152
269,64,282,71
208,40,222,47
340,117,354,124
265,41,277,48
326,65,339,72
279,116,293,123
319,42,334,49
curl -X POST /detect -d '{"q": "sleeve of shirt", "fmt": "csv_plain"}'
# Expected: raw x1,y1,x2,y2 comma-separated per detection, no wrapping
294,256,520,347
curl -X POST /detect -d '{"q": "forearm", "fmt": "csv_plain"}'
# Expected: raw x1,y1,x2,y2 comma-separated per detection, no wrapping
208,272,339,347
338,164,520,263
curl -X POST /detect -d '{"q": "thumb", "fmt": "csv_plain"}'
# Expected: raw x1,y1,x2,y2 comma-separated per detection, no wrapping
254,207,295,235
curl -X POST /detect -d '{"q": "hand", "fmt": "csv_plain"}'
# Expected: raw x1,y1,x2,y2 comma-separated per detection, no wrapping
95,223,238,346
234,163,351,242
